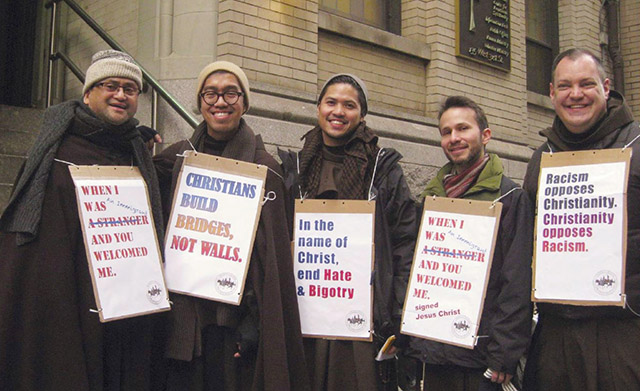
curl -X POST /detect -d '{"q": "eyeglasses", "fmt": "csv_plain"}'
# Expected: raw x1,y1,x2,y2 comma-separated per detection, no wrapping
95,82,140,97
200,90,244,106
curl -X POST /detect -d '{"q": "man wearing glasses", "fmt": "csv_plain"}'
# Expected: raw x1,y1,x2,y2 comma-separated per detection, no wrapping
0,50,164,390
153,61,309,391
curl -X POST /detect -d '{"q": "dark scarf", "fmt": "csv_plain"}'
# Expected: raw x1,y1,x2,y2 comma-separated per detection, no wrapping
542,90,635,151
0,100,164,246
443,153,490,198
298,122,379,200
189,118,257,163
202,134,228,156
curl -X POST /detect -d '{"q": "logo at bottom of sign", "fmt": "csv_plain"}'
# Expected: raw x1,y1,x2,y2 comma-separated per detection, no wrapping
593,270,618,296
215,273,238,295
345,310,367,332
451,315,472,339
147,281,163,305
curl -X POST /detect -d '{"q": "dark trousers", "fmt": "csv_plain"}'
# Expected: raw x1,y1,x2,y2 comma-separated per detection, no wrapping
524,315,640,391
423,364,493,391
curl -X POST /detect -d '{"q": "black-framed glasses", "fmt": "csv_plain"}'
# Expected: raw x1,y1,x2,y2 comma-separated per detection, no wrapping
200,90,244,106
95,82,140,96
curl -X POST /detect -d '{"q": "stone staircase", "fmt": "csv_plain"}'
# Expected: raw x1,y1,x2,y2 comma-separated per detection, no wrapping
0,104,44,214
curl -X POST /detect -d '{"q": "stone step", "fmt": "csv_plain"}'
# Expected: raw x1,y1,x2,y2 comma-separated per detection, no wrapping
0,156,23,215
0,105,44,215
0,184,12,214
0,104,43,135
0,129,38,156
0,155,24,185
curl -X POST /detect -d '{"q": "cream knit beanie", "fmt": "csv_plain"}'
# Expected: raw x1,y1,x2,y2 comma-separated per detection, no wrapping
196,61,250,112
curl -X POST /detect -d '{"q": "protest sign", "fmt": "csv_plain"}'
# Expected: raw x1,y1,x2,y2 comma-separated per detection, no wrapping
70,166,170,323
533,148,630,306
402,197,501,349
293,199,375,341
164,151,266,305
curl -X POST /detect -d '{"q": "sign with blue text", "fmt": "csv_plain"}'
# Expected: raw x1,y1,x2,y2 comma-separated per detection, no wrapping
533,149,630,306
164,151,266,305
70,166,170,323
294,199,375,341
402,197,501,349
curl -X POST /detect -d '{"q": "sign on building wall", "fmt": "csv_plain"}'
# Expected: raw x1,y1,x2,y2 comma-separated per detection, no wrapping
456,0,511,71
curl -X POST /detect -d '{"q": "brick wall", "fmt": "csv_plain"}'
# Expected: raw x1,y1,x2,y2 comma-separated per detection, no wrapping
621,0,640,118
317,33,426,116
527,103,554,141
54,0,638,153
217,0,318,94
401,0,428,42
557,0,601,55
422,0,533,146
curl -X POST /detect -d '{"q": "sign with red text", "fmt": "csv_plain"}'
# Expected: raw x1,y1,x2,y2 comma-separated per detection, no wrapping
70,166,170,323
294,200,375,341
533,149,630,306
402,197,501,349
164,151,266,305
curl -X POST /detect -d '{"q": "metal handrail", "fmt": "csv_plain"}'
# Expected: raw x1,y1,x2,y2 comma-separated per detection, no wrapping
45,0,198,129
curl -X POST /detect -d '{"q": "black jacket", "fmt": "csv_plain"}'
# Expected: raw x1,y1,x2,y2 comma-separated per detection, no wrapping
279,147,418,343
410,155,534,375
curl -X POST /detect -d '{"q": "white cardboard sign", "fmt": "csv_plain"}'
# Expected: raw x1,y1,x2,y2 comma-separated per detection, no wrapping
70,166,170,323
293,199,375,341
533,149,630,306
402,197,500,349
164,151,266,305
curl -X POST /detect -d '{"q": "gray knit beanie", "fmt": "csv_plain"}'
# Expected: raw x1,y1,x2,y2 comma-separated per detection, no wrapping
83,50,143,94
318,73,369,116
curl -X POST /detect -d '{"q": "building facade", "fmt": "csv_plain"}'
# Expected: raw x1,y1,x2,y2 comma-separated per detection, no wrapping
5,0,640,196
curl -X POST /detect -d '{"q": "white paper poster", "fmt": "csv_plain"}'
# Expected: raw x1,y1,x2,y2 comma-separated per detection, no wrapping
164,152,266,305
533,149,630,305
293,200,374,341
402,198,500,349
70,166,170,322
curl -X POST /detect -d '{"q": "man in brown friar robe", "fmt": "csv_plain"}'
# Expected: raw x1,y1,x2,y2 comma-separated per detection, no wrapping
153,61,310,391
523,48,640,391
278,73,418,391
0,50,164,390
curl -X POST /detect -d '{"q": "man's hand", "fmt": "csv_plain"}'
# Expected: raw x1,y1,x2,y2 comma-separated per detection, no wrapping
146,133,162,151
137,126,162,151
490,369,512,384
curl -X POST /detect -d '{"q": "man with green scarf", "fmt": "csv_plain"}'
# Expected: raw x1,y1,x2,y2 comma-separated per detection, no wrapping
410,95,533,391
0,50,164,390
